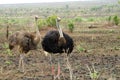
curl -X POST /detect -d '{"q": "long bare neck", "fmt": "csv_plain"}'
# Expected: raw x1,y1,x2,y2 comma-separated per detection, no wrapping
33,18,41,44
56,19,63,37
56,19,66,46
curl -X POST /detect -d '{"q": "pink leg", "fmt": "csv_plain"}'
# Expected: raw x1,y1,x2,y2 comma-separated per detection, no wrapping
54,62,61,80
57,62,61,79
52,65,55,76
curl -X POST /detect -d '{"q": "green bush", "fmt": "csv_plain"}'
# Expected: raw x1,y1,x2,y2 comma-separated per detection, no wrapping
108,16,112,22
37,19,47,29
74,17,82,22
68,21,74,33
46,15,57,27
107,15,119,25
87,17,95,22
113,15,119,25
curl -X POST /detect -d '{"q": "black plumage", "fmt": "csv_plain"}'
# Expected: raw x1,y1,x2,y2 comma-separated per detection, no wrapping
42,30,74,55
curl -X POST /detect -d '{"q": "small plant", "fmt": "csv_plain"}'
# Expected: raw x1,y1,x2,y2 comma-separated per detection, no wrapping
76,45,85,52
2,42,12,56
86,64,100,80
6,49,12,56
2,42,9,49
113,46,120,50
113,15,119,25
5,61,12,65
108,16,112,22
68,21,74,33
87,17,95,22
107,15,119,26
109,29,115,33
74,17,83,22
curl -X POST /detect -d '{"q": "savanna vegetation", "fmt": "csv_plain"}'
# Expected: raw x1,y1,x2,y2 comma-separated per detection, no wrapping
0,0,120,80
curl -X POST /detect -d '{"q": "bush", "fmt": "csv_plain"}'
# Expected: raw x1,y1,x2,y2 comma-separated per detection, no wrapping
68,21,74,33
74,17,82,22
46,15,57,27
37,19,47,29
108,16,112,22
87,17,95,22
113,15,119,25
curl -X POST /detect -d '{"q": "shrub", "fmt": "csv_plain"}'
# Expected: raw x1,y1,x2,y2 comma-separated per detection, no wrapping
74,17,82,22
37,19,47,29
46,15,57,27
108,16,112,22
113,15,119,25
87,17,95,22
68,21,74,33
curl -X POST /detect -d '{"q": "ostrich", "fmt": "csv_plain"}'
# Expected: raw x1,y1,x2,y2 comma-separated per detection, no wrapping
41,17,74,80
8,16,41,72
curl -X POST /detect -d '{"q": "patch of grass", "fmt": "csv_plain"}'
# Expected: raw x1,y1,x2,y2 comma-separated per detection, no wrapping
113,46,120,50
2,42,12,56
117,36,120,39
2,42,9,49
86,64,102,80
74,17,83,22
109,29,115,33
76,45,85,52
5,61,12,65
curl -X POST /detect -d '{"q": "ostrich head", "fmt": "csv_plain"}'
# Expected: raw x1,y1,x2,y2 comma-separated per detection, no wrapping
56,17,66,46
35,15,39,22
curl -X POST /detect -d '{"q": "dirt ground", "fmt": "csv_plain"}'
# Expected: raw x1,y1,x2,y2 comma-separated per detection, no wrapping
0,25,120,80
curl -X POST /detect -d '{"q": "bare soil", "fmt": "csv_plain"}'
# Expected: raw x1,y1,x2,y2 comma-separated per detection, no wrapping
0,25,120,80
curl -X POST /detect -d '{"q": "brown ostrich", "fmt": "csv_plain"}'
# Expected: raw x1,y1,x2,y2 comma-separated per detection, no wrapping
8,16,41,72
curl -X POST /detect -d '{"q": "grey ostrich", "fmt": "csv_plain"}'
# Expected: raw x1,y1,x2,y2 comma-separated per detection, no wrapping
8,16,41,72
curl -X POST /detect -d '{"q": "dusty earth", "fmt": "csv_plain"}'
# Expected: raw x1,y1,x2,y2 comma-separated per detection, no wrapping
0,25,120,80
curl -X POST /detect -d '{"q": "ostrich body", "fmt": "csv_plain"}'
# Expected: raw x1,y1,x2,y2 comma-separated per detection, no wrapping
8,17,41,72
9,31,39,53
41,17,74,80
42,30,73,55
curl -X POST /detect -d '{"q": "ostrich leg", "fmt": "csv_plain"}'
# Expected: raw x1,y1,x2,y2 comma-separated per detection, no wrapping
18,54,25,72
66,56,73,80
49,54,55,79
54,59,61,80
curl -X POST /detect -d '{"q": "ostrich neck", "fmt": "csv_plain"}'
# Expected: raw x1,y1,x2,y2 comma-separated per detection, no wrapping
34,21,41,44
56,20,63,37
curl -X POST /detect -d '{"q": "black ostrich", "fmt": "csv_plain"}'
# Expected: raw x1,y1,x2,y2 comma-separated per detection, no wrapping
8,16,41,72
41,17,74,79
